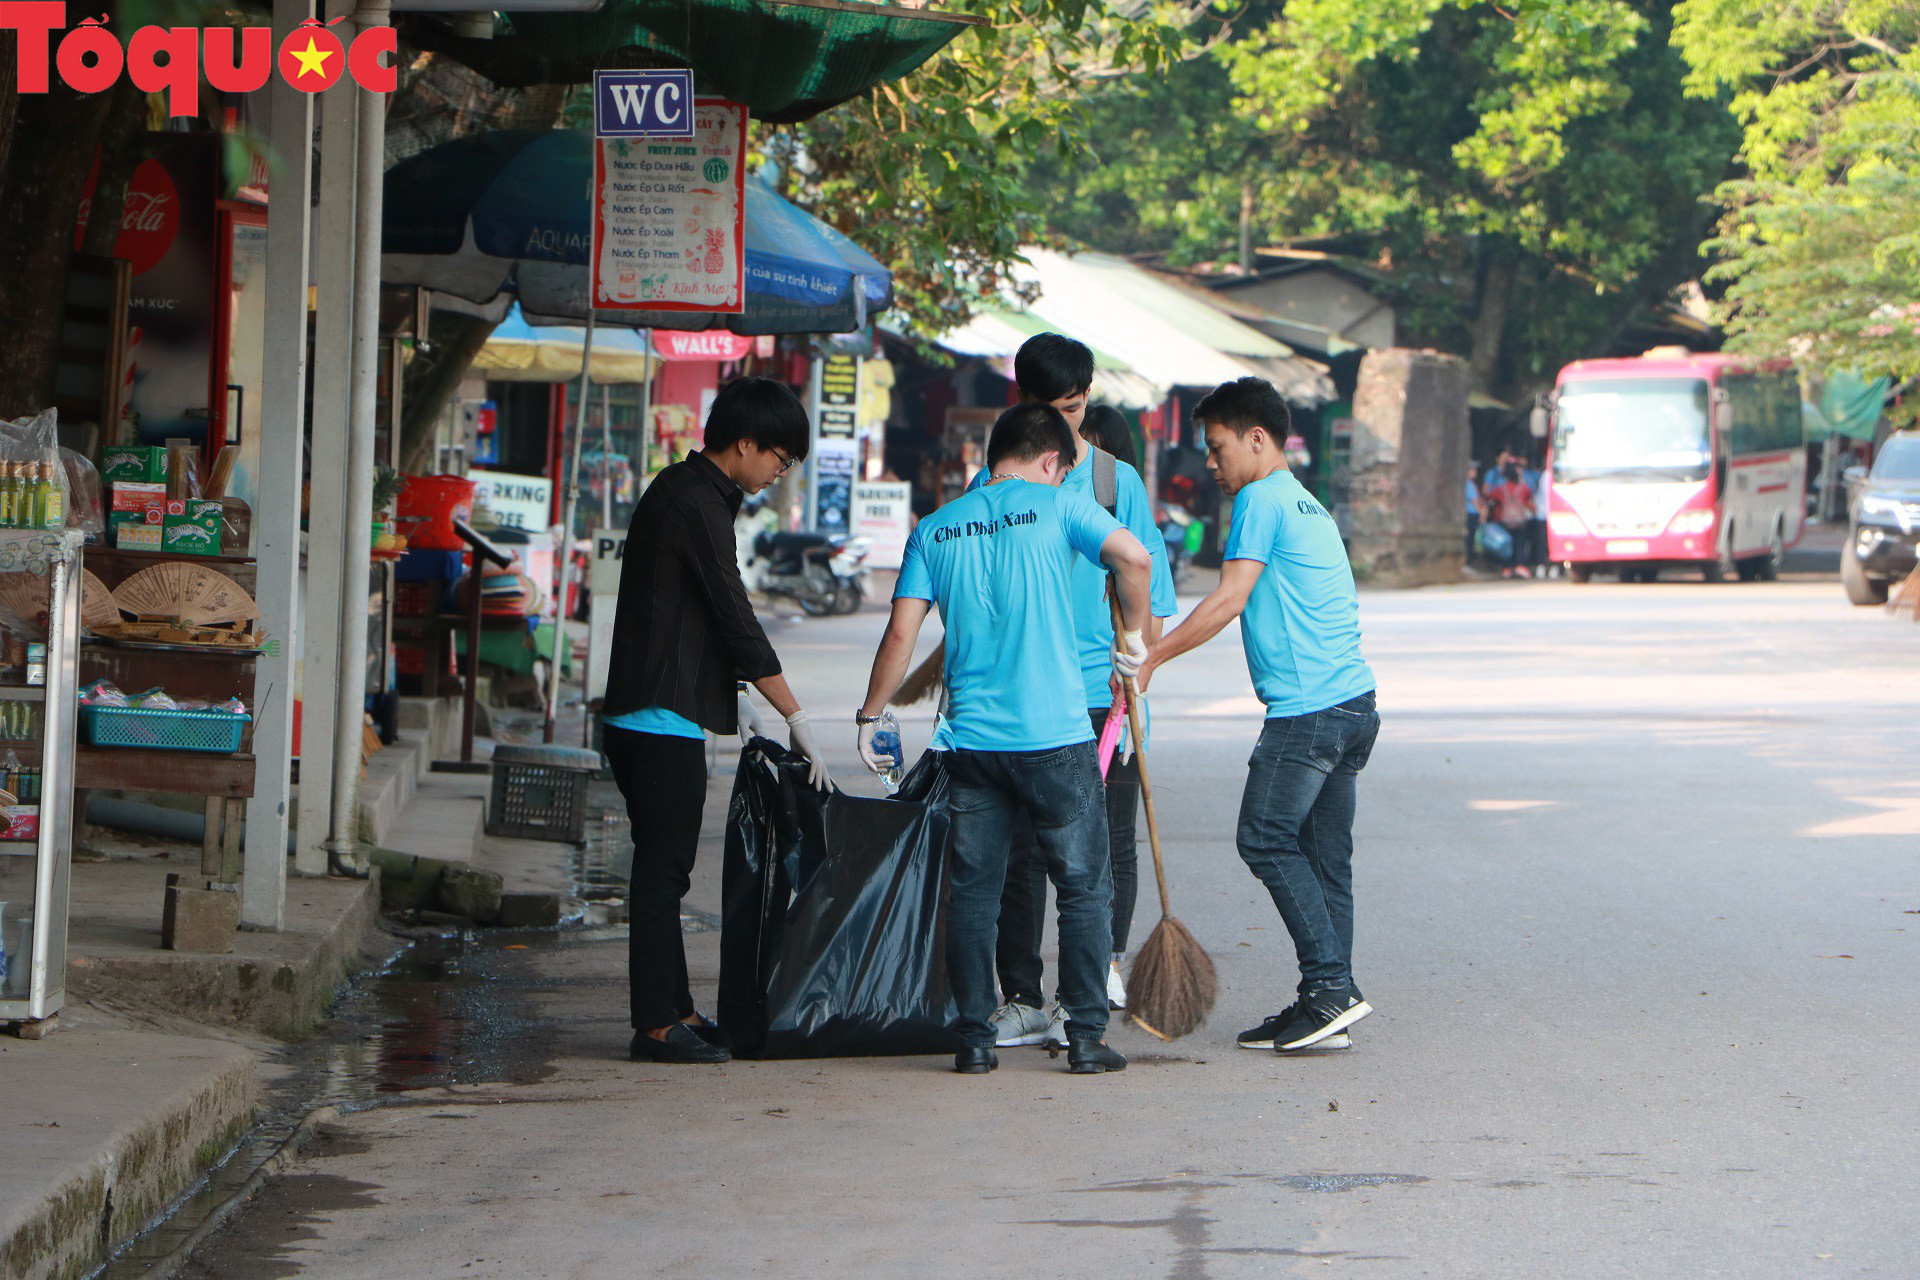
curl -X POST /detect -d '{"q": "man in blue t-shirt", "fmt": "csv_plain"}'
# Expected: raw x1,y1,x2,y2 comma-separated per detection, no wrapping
1138,376,1380,1054
958,335,1180,1052
856,403,1154,1076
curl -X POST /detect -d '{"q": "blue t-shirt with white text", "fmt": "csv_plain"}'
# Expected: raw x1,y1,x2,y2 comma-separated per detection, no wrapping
895,480,1123,751
966,451,1177,709
1222,470,1375,718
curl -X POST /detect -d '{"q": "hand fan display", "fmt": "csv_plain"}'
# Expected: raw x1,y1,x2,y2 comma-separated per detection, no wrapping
0,570,119,636
112,562,258,625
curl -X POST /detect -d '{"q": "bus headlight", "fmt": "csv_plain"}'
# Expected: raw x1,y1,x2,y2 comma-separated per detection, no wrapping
1548,511,1587,537
1668,509,1716,535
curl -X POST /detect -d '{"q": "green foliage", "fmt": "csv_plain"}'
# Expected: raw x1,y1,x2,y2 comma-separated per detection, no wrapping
1676,0,1919,406
1033,0,1737,399
773,0,1219,334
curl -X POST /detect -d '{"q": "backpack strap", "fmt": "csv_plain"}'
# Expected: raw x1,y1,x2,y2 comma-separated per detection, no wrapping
1090,446,1118,514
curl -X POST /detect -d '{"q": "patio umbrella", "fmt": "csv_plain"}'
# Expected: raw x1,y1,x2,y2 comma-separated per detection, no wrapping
382,129,892,336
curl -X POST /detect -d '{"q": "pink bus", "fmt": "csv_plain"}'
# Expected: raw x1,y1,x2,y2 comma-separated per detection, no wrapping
1547,351,1805,582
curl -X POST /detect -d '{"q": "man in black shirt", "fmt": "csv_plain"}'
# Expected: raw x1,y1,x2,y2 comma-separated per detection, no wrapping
603,377,831,1065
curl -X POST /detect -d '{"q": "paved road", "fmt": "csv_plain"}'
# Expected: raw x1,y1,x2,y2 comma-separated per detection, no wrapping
183,569,1919,1280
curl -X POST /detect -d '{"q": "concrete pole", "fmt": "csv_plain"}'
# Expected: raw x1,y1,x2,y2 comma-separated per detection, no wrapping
324,0,390,862
244,0,317,927
296,0,359,877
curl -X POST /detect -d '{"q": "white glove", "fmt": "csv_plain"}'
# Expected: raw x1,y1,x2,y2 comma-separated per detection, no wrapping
785,710,832,792
736,688,769,748
856,719,887,774
1113,629,1147,680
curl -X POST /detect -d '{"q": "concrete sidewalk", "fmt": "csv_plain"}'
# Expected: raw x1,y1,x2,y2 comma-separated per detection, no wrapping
0,851,381,1280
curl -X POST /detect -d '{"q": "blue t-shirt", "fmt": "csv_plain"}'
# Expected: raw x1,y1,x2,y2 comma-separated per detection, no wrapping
1222,470,1375,719
604,705,704,740
966,451,1177,709
895,479,1123,751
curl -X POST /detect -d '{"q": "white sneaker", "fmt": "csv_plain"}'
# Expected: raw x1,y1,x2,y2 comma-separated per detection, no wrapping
1107,958,1127,1010
991,1001,1048,1047
1278,1032,1351,1052
1042,1003,1071,1051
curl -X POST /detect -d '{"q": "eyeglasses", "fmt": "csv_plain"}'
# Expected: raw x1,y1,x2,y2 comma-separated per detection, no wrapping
768,446,798,475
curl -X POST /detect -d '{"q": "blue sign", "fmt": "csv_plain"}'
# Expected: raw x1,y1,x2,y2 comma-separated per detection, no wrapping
593,70,695,139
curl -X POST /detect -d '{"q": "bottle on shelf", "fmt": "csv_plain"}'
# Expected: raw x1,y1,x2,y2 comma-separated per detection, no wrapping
40,461,63,530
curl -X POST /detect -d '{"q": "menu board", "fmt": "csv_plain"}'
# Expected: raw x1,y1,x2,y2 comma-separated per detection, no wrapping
592,100,747,313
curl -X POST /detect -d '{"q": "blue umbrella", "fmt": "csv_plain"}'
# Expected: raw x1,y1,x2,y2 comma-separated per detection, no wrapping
382,128,891,335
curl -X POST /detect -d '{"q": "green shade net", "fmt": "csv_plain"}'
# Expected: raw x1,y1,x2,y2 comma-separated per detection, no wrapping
505,0,978,123
1814,372,1891,443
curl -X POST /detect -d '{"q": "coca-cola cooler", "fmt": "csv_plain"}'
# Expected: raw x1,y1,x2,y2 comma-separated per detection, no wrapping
77,132,266,535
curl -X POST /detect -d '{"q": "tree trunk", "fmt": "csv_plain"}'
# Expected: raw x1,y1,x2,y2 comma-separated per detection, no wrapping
0,35,18,187
1238,180,1254,276
399,310,500,475
78,78,148,259
1467,245,1514,397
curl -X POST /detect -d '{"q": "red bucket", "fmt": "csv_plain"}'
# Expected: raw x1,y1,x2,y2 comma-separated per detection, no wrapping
397,475,476,550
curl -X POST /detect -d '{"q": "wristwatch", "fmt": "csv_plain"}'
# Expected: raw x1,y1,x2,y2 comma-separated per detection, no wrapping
855,710,883,725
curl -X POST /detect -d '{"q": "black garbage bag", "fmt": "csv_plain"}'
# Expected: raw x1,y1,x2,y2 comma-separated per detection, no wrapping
718,739,960,1058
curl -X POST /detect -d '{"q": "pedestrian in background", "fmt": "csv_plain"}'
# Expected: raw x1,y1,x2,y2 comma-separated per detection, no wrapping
1138,377,1379,1054
1465,460,1485,567
1485,457,1536,580
856,402,1155,1076
603,377,833,1066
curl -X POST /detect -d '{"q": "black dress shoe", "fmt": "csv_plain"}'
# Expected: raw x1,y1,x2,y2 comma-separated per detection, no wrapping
1067,1040,1127,1074
631,1024,730,1064
954,1046,998,1074
685,1015,726,1048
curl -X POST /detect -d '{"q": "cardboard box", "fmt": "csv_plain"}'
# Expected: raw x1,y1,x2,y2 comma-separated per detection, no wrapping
3,805,39,841
162,513,221,555
186,499,222,520
111,481,167,513
102,446,167,483
115,523,163,550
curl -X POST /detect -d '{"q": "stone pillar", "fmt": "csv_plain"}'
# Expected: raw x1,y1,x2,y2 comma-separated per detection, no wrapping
1346,348,1471,587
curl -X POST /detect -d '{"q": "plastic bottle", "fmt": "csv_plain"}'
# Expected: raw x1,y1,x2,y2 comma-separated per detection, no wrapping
38,462,61,530
872,710,904,794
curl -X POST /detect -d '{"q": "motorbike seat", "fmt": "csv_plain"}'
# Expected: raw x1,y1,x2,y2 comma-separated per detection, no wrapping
760,531,836,554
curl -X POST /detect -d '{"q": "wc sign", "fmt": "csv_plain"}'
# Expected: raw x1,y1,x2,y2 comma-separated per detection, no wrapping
593,69,694,139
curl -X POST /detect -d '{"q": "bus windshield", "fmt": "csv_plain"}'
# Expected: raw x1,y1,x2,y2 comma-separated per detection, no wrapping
1553,378,1712,483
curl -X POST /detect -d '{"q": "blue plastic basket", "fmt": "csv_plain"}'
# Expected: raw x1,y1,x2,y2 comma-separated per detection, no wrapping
79,704,250,753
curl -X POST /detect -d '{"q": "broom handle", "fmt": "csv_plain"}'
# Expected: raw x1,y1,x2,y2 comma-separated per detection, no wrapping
1111,595,1172,916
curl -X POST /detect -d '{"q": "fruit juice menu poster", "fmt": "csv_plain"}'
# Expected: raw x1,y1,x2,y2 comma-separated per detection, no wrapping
593,100,747,313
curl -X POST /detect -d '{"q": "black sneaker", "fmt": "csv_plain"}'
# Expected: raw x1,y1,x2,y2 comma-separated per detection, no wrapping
1272,984,1372,1051
1067,1040,1127,1074
1240,1007,1354,1051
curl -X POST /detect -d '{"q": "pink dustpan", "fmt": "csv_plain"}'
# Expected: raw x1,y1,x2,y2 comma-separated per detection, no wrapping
1097,698,1127,779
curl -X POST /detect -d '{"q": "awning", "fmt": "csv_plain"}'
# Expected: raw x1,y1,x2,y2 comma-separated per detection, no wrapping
919,249,1334,408
472,304,663,382
1815,372,1891,442
502,0,984,123
913,306,1163,409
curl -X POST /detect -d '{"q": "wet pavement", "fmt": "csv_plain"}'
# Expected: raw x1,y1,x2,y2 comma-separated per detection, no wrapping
144,575,1920,1279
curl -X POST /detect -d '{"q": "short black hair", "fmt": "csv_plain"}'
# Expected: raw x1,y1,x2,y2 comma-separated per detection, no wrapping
986,402,1076,470
1014,332,1094,403
1192,376,1290,439
1079,404,1138,471
703,376,810,461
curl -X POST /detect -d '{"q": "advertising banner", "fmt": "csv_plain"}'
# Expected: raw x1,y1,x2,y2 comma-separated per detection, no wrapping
592,100,747,313
812,438,857,536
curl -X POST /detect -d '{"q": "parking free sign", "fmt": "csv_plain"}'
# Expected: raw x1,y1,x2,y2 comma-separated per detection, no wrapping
594,70,695,139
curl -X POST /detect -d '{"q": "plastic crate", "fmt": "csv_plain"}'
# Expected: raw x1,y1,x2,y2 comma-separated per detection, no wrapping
80,704,250,754
485,745,600,843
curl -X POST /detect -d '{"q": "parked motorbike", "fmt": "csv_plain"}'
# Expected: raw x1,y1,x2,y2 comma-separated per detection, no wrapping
737,501,869,615
1157,501,1198,590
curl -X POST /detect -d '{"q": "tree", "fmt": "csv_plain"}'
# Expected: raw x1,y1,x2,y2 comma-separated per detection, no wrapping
1031,0,1741,405
1674,0,1919,410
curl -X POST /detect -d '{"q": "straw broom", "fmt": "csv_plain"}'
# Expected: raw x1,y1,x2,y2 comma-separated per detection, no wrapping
891,642,946,706
1110,598,1217,1040
1888,565,1920,620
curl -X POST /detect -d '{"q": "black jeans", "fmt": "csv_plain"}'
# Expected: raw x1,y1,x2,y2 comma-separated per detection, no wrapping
996,707,1140,1009
947,742,1113,1048
604,726,709,1031
1236,691,1380,994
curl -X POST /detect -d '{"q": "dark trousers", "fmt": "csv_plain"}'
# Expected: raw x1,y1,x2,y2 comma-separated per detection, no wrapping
604,725,708,1031
947,742,1113,1048
1236,691,1379,994
996,707,1140,1009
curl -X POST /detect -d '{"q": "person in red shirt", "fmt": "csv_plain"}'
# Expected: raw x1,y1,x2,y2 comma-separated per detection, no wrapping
1484,455,1535,579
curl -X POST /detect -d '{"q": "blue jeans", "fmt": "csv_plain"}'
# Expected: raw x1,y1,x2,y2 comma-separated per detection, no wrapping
1237,691,1380,994
946,742,1113,1048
